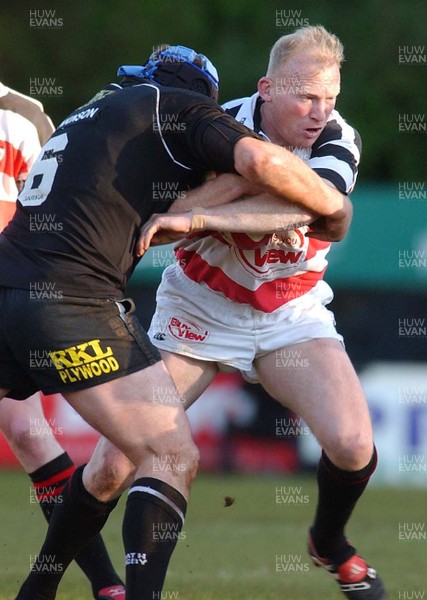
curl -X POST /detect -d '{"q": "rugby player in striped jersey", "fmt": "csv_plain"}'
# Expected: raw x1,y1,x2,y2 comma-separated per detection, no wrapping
142,26,387,600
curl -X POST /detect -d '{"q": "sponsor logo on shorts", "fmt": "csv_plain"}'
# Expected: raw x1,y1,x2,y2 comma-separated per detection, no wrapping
168,317,209,342
49,339,120,384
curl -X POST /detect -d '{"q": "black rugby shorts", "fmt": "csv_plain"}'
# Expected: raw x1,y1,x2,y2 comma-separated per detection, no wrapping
0,288,161,399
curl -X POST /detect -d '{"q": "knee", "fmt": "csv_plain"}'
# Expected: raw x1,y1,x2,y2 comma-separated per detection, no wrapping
324,432,374,471
182,440,200,480
85,453,136,501
152,437,200,484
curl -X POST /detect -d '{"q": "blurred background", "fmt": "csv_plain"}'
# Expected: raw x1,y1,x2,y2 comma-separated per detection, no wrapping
0,0,426,486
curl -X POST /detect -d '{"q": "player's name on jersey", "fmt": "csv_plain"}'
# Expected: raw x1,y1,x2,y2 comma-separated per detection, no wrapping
59,107,100,128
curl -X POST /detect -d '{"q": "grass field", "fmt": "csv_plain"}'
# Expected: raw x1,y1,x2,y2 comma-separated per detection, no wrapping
1,470,425,599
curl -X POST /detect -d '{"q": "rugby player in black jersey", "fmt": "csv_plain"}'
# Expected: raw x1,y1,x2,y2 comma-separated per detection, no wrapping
1,45,351,600
0,78,126,600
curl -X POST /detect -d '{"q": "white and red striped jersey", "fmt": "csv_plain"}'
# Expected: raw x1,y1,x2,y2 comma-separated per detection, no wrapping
175,92,361,313
0,83,54,231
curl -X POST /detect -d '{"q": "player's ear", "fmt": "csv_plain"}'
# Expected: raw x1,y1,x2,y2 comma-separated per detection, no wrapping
258,77,273,102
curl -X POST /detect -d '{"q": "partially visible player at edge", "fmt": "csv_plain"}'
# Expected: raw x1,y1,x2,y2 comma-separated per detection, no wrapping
0,45,342,600
141,27,387,600
0,80,125,599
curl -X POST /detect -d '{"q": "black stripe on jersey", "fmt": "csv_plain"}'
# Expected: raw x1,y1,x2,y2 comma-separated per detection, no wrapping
253,97,263,133
225,104,240,119
312,142,358,177
313,119,342,145
313,118,362,153
312,168,347,194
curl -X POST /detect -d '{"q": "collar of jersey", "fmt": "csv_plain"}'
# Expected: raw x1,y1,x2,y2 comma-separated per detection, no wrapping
222,92,270,141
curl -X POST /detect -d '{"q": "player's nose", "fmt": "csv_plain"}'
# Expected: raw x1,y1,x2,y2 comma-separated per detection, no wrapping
309,99,327,122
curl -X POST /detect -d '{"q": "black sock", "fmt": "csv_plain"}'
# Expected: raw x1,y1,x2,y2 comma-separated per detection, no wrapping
123,477,187,600
29,452,75,521
311,446,377,564
17,465,119,600
29,453,124,598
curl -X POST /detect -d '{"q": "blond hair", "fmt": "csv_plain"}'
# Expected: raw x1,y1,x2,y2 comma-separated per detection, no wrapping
267,25,344,75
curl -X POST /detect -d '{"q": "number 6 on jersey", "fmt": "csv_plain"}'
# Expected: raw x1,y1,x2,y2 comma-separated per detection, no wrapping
19,132,68,206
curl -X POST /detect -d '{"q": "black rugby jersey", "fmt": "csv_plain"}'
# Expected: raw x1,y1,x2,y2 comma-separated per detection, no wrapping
0,82,259,298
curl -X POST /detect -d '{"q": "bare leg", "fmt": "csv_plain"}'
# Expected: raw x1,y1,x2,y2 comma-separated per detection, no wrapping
254,338,373,470
255,338,377,563
15,359,207,600
0,394,124,597
82,351,218,501
0,394,65,471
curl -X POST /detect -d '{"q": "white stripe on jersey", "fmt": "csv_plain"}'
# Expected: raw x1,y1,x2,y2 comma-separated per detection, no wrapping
222,93,262,134
314,109,361,194
317,110,361,161
146,83,192,171
309,155,355,192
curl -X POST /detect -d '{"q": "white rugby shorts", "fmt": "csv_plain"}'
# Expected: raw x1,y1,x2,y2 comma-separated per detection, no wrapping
148,264,343,382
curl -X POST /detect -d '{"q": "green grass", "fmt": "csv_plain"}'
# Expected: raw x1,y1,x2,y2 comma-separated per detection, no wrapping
0,470,425,599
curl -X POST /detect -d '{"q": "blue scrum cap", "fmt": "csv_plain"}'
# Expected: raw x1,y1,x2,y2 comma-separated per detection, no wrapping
118,45,219,100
